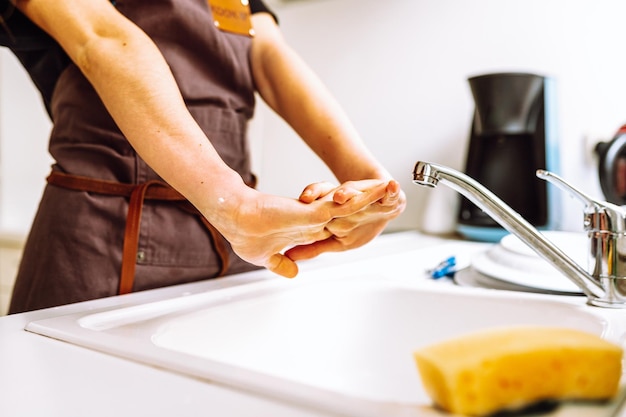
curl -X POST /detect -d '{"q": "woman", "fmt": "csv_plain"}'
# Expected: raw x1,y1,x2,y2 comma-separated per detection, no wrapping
0,0,405,313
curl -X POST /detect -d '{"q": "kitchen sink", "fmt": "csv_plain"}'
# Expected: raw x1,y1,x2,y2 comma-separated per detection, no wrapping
25,239,626,417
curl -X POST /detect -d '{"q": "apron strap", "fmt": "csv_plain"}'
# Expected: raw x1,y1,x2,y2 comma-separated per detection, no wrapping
46,171,230,295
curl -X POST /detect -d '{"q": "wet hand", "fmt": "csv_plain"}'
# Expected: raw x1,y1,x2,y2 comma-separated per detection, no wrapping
285,179,406,261
214,182,390,278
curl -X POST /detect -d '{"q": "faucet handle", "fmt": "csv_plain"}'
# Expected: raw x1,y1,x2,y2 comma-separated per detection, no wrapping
536,170,604,208
536,169,626,233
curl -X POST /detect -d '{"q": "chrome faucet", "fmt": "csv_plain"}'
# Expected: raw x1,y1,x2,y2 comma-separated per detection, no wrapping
413,161,626,308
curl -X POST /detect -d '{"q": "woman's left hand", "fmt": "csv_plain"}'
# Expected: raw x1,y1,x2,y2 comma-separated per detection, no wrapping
285,179,406,261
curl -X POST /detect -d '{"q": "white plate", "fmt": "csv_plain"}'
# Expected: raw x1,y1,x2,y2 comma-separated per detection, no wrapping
471,231,588,294
500,231,588,260
454,267,583,295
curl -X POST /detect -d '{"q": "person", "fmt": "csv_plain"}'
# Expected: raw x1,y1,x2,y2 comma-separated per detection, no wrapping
0,0,406,314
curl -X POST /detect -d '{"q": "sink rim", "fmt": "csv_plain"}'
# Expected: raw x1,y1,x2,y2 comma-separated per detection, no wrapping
24,271,620,417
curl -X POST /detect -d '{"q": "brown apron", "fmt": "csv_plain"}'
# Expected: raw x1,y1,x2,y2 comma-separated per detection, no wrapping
9,0,260,314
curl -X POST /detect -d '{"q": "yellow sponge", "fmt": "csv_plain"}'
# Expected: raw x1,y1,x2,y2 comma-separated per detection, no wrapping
413,326,623,416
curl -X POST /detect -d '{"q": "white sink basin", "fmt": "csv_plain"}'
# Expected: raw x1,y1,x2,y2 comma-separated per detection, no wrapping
26,249,623,417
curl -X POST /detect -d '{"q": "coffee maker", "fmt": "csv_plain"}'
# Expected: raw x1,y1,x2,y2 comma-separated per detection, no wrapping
457,72,560,242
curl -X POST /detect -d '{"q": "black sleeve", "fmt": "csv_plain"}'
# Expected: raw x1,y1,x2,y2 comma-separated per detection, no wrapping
0,1,68,118
0,1,55,49
0,1,278,47
249,0,278,24
0,0,275,117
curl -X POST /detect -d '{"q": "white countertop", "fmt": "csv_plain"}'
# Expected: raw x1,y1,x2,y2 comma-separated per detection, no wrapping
1,231,625,417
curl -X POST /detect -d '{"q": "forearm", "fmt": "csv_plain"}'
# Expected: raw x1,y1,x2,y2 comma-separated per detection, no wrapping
250,14,391,183
16,0,247,224
77,32,249,220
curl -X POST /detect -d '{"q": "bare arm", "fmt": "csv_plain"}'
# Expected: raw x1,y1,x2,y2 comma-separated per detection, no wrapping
250,13,390,183
17,0,244,214
250,13,406,259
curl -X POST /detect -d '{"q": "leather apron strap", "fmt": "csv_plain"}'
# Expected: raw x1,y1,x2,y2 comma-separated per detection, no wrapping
46,171,230,295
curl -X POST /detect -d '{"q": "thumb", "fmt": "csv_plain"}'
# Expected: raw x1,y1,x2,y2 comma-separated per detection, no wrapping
267,253,299,278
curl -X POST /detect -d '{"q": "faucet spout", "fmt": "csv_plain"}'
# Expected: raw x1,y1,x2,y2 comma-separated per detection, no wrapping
413,161,608,303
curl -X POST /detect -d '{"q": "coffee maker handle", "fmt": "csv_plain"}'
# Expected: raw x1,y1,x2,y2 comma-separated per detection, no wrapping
595,125,626,205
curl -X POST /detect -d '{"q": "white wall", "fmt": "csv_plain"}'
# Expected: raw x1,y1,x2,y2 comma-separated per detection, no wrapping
2,0,626,237
0,49,53,236
254,0,626,234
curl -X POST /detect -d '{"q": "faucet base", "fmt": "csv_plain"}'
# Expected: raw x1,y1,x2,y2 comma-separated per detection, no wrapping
588,299,626,308
587,277,626,308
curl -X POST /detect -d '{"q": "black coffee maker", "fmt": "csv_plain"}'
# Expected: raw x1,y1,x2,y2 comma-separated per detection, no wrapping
457,72,560,242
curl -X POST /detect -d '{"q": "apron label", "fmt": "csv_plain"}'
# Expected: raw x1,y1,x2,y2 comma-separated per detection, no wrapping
207,0,254,37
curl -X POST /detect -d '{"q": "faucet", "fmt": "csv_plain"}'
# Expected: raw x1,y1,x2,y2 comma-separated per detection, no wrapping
413,161,626,308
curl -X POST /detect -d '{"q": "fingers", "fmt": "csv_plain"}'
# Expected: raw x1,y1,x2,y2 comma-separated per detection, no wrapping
328,181,388,218
299,182,336,203
264,227,332,277
332,186,361,204
332,180,383,204
376,180,406,218
301,180,403,212
285,237,345,261
333,179,402,205
380,180,401,206
266,253,299,278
